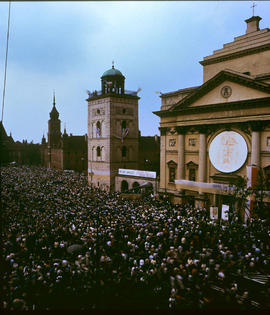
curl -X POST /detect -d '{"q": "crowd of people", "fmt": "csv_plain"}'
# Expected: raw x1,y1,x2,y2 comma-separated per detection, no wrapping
2,165,270,310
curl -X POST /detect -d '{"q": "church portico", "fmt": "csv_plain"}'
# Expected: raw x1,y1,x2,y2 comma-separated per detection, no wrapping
154,15,270,217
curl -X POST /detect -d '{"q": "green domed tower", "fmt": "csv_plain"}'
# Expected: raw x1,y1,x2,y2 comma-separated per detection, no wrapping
87,63,139,192
101,63,125,95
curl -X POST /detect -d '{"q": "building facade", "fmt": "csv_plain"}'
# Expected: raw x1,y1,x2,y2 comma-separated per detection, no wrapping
0,122,41,166
154,16,270,213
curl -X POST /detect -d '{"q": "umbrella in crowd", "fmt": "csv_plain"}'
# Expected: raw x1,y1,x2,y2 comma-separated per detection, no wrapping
1,165,270,310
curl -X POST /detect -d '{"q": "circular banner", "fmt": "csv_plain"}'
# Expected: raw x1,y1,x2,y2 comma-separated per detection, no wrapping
209,131,248,173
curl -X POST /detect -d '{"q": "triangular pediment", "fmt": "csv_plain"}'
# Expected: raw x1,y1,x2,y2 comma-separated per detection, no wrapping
169,70,270,111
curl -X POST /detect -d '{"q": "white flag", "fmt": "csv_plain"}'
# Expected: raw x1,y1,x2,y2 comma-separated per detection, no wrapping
210,207,218,220
221,204,229,220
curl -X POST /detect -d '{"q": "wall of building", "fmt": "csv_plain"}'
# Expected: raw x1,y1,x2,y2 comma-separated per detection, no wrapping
88,94,139,191
203,50,270,82
115,175,157,193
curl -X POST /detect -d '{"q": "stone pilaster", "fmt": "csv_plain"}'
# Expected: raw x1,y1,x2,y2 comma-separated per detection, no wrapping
251,131,260,166
175,127,185,180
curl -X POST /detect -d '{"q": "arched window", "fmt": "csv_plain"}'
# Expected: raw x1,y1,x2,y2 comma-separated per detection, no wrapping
96,121,101,137
122,146,127,158
97,146,101,157
132,181,140,193
121,180,129,192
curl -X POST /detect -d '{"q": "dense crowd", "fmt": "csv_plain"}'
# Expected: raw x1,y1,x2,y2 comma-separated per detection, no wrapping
1,166,270,310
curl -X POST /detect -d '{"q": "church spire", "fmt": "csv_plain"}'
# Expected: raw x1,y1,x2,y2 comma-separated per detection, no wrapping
50,90,59,119
53,90,56,107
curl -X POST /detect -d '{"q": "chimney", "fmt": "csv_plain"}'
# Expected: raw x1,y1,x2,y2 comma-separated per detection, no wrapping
245,16,261,34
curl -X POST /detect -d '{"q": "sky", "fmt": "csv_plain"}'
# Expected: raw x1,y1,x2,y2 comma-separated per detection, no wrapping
0,1,270,143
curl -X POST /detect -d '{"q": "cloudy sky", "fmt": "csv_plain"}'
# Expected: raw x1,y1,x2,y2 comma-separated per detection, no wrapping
1,1,270,143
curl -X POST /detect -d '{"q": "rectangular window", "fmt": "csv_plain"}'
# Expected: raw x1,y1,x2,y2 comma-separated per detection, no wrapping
169,167,176,183
189,138,196,146
267,137,270,147
189,168,196,181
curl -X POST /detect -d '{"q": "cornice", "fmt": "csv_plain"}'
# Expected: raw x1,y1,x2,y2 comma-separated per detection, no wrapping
161,86,199,98
86,93,140,102
199,43,270,66
157,120,270,137
153,96,270,118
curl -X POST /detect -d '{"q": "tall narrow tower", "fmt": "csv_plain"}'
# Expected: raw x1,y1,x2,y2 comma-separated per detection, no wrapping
48,92,61,148
87,64,139,191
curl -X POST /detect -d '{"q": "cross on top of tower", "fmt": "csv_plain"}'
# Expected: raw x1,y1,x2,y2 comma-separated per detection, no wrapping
112,60,114,69
251,2,257,16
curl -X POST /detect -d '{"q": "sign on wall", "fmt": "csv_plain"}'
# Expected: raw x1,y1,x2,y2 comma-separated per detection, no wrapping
119,168,156,179
209,131,248,173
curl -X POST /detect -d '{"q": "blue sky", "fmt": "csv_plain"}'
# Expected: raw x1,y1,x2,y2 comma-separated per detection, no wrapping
1,1,270,143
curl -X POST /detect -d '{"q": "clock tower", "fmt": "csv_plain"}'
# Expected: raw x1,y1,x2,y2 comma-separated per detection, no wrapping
87,64,140,191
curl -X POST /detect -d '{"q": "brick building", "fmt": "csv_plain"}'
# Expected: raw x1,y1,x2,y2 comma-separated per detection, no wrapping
41,94,87,172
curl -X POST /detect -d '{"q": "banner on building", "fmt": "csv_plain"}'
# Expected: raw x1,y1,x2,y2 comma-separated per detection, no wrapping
119,169,156,179
221,204,229,220
210,206,218,220
175,179,234,194
246,165,258,188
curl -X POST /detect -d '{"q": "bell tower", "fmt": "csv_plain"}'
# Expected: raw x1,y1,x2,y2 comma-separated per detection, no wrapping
87,63,139,191
48,92,61,148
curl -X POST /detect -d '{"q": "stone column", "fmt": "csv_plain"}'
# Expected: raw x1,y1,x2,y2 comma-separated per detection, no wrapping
198,132,207,182
196,127,207,208
251,130,260,167
159,127,167,193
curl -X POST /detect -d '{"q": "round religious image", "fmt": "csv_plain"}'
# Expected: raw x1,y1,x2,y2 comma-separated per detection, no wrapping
209,131,248,173
221,86,232,98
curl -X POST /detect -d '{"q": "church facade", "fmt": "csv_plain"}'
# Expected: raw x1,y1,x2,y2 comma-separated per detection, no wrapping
154,16,270,214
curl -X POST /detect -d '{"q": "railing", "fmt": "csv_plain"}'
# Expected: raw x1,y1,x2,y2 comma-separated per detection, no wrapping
87,90,137,98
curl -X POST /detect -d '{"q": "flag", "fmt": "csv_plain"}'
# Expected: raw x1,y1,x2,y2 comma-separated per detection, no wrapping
221,204,229,220
121,128,129,143
210,207,218,220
